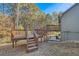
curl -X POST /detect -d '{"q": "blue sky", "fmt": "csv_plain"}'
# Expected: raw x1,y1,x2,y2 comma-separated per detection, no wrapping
35,3,75,14
0,3,75,15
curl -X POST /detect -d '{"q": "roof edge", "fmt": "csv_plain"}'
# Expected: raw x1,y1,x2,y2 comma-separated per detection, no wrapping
61,3,77,18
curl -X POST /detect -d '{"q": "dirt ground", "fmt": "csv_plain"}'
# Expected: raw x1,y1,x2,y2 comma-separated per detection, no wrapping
0,39,79,56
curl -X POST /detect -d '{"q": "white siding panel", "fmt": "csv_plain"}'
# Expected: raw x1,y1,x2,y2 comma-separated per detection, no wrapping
61,32,79,40
61,4,79,40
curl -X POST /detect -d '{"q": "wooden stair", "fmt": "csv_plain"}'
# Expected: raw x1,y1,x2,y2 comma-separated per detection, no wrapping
26,33,38,52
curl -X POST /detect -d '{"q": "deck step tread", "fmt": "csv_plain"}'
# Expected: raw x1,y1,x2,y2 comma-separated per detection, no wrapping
28,41,36,44
27,44,37,47
27,46,38,50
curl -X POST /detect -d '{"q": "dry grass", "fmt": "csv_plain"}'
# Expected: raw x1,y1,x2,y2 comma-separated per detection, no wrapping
0,40,79,56
0,37,11,44
50,41,79,56
1,31,79,56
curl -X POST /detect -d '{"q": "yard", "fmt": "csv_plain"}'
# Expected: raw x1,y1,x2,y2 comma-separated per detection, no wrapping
0,37,79,56
0,3,78,56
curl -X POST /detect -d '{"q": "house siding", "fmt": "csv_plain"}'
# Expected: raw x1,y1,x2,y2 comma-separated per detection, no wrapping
61,4,79,40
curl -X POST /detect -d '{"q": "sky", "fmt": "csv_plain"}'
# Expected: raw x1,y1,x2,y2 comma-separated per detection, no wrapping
0,3,75,15
0,4,10,15
35,3,75,14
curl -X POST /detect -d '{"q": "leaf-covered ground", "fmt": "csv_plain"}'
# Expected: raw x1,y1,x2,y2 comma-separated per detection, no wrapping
0,39,79,56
